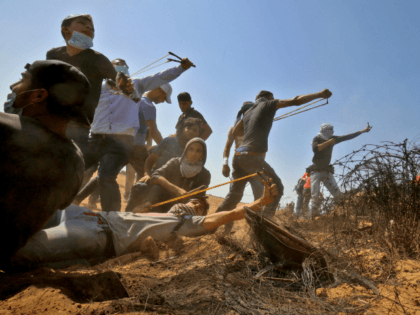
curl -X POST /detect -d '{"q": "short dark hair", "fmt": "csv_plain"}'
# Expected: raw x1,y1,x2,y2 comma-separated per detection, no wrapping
188,197,210,216
183,117,202,133
61,14,94,39
255,90,273,100
26,60,90,124
177,92,192,102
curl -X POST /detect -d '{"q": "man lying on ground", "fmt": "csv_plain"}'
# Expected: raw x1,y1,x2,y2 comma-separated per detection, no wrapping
11,180,278,268
1,60,90,269
125,137,211,213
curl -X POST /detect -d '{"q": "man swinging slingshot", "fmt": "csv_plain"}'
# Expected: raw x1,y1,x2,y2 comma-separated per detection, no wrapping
215,88,333,234
308,122,372,218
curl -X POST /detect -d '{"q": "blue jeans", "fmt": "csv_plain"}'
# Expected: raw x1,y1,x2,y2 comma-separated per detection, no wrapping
216,155,284,233
80,134,133,212
310,171,340,214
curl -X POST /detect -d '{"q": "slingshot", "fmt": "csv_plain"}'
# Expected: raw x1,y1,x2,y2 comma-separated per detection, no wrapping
273,98,329,122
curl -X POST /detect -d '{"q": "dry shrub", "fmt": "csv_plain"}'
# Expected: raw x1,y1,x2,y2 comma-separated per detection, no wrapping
332,139,420,258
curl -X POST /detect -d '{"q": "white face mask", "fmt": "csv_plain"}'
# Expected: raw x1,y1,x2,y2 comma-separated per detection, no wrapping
68,31,93,50
115,65,129,76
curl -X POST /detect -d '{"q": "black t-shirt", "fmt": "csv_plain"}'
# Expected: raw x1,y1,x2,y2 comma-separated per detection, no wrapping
46,47,117,124
311,131,363,171
175,108,207,137
238,98,278,153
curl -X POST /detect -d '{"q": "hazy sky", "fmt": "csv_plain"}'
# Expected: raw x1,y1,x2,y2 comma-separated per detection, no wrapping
1,0,419,204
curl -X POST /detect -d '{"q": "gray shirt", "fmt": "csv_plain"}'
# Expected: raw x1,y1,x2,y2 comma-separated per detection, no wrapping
101,211,208,256
237,98,278,153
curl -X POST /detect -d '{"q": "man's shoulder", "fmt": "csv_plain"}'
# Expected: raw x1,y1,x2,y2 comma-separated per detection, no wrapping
185,108,206,122
46,46,66,59
160,136,178,146
185,108,203,117
0,113,82,160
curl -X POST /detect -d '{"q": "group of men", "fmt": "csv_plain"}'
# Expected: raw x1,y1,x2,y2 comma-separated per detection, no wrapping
0,13,371,269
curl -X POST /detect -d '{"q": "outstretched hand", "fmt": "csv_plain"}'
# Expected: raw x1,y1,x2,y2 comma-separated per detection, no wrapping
181,58,194,70
363,124,372,133
261,178,278,205
320,89,332,99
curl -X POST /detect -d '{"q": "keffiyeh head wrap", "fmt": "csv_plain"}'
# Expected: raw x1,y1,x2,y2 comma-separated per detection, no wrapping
180,138,207,178
169,203,197,216
318,123,334,140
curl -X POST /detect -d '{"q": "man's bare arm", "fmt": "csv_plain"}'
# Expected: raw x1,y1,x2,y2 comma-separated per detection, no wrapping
146,120,163,144
222,129,235,177
201,182,277,231
138,153,159,183
317,138,336,151
152,176,186,196
232,119,244,138
317,125,372,152
276,89,332,109
200,124,213,140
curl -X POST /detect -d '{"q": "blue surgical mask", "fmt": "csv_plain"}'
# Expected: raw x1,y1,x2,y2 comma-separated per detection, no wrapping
4,90,38,116
68,30,93,50
4,92,18,114
115,65,130,76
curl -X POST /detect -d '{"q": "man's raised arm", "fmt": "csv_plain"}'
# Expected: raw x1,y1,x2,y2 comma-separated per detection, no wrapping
276,89,332,109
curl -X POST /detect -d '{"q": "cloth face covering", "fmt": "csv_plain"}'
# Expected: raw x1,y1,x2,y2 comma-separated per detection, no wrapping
318,123,334,140
4,90,38,116
180,159,204,178
115,65,129,76
68,31,93,50
180,138,207,178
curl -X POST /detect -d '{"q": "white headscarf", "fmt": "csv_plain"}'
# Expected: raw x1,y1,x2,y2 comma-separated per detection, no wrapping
318,123,334,140
180,138,207,178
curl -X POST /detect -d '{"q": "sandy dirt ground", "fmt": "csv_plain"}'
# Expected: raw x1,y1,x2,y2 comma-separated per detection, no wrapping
1,173,420,314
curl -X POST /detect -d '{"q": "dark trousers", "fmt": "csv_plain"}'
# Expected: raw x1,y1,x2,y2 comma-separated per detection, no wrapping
66,121,90,161
216,155,284,232
75,134,133,212
78,144,149,211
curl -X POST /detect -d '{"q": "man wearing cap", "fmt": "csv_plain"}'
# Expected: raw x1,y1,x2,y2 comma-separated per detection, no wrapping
175,92,212,140
46,14,133,157
215,89,333,233
73,57,194,212
1,60,89,269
